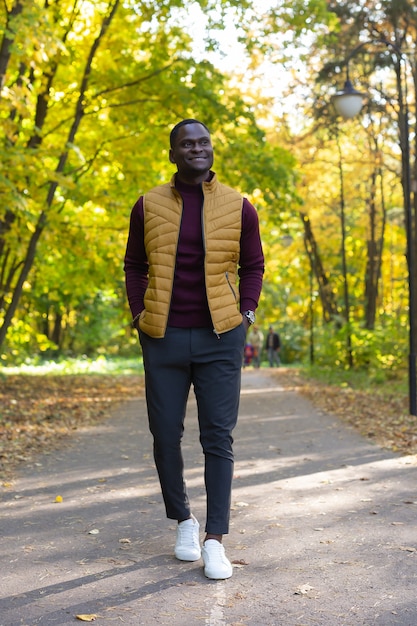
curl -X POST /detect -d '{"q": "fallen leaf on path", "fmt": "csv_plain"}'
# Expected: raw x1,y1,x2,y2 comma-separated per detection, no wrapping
76,615,97,622
294,583,314,595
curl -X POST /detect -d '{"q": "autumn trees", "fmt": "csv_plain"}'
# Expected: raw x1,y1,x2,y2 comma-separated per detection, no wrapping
284,0,416,371
0,0,295,360
0,0,415,380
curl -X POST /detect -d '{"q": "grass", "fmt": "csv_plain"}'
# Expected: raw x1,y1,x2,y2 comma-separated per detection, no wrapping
301,363,408,398
0,355,144,377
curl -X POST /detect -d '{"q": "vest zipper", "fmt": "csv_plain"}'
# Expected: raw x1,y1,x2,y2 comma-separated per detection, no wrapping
225,271,237,300
201,193,220,338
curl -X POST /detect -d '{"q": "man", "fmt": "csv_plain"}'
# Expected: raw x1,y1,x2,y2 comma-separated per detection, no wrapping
265,326,281,367
246,325,264,368
124,119,264,579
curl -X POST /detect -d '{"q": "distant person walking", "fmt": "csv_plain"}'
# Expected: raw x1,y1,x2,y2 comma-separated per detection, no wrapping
266,326,280,367
247,325,264,368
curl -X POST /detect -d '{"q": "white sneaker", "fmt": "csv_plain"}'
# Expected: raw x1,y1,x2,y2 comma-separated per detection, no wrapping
175,515,201,561
201,539,233,579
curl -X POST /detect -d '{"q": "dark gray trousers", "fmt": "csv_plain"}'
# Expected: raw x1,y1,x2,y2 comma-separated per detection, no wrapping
139,324,245,534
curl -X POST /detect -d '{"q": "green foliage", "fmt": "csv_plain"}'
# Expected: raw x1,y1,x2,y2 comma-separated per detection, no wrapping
0,0,414,383
276,320,306,365
302,359,407,397
304,318,408,374
0,0,298,361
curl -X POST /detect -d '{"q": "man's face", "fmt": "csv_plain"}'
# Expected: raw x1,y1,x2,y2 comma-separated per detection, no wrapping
169,123,214,183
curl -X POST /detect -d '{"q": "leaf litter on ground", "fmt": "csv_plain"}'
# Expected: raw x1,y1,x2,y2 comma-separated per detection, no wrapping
273,368,417,457
0,374,144,481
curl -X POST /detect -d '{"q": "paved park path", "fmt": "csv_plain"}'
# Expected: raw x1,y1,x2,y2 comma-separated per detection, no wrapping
1,369,416,626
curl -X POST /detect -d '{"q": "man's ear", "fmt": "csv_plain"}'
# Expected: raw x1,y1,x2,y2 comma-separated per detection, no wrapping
169,149,175,164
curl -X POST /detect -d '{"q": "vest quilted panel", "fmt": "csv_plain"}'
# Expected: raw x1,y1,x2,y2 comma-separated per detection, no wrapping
140,175,243,338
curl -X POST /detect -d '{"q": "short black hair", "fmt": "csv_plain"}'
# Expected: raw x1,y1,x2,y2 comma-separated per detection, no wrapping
169,119,210,148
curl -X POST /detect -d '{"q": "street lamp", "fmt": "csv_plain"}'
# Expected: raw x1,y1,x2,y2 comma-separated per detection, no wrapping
332,78,366,119
331,41,416,416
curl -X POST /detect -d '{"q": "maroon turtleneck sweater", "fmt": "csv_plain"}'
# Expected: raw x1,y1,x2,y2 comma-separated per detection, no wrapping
124,174,264,329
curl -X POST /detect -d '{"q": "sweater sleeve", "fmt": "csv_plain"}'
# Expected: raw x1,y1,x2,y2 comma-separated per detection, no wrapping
238,198,264,312
123,196,149,320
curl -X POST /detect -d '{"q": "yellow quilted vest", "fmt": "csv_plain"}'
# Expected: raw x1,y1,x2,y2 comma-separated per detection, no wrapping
138,174,243,338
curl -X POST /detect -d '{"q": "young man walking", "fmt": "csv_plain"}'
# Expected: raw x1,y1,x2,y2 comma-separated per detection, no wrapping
124,119,264,579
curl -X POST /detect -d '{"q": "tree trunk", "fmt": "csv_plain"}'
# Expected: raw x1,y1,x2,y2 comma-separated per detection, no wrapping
51,311,62,347
364,166,385,330
0,212,47,347
0,0,24,92
301,212,339,322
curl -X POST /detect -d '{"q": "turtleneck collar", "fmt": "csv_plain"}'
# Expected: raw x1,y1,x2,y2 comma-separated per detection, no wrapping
171,171,215,193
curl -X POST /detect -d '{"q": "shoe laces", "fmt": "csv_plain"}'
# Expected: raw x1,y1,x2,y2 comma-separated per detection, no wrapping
178,519,198,546
205,539,226,559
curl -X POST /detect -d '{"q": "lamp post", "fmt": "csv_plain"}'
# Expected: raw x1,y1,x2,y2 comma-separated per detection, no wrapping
309,264,314,364
331,41,416,415
335,127,353,368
